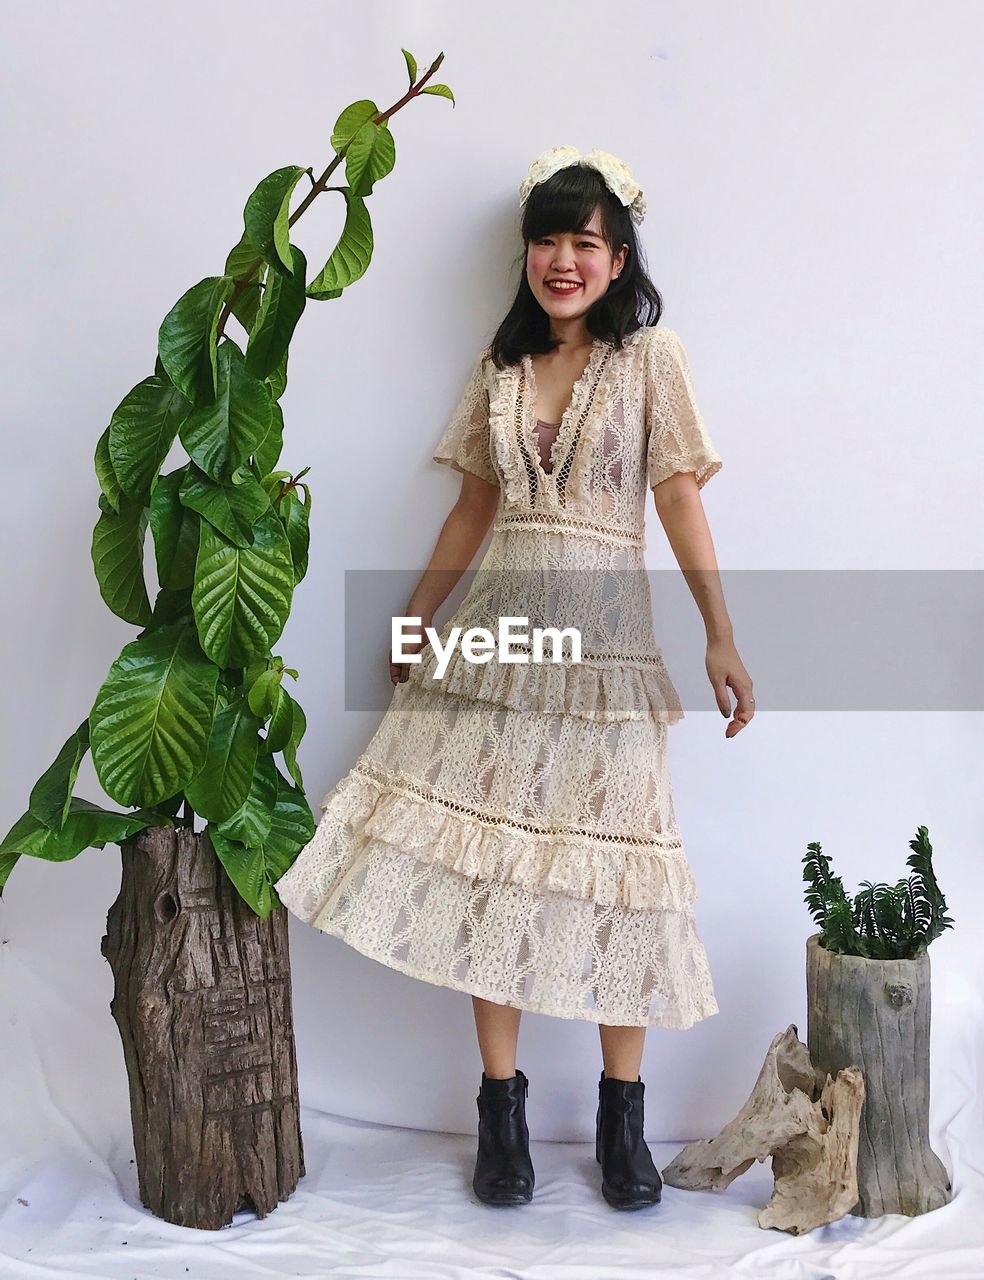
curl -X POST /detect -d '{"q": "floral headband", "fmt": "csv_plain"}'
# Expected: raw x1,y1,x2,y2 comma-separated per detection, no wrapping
518,144,647,225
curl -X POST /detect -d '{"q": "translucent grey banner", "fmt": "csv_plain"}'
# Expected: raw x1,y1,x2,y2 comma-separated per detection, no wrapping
340,569,984,713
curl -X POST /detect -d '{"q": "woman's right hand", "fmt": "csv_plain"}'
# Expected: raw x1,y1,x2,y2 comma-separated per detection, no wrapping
389,618,433,685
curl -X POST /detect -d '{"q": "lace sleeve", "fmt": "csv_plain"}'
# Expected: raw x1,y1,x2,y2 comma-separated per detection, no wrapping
432,350,499,486
644,328,723,491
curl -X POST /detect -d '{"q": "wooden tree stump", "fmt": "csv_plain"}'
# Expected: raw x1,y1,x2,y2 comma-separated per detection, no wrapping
806,932,951,1217
100,826,305,1229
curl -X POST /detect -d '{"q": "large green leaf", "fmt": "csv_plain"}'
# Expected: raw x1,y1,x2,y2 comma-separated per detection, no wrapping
230,280,264,337
154,792,186,818
278,488,310,584
207,829,275,918
0,812,49,858
253,400,284,475
224,230,266,334
37,798,160,852
94,427,123,513
178,466,269,547
247,666,283,719
261,470,291,504
243,166,308,276
65,798,165,846
330,100,379,151
212,753,277,846
191,512,293,667
0,848,19,896
259,684,293,754
282,692,306,788
265,352,289,403
90,622,219,806
178,341,273,482
108,375,190,501
225,228,265,281
306,189,373,299
0,800,162,894
158,275,235,406
185,698,262,822
265,771,316,862
344,120,396,198
145,587,194,632
91,497,153,626
29,721,90,829
245,244,307,380
207,770,313,917
149,467,200,590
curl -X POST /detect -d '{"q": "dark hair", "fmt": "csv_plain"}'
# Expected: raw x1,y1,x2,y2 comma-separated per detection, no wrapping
487,161,663,370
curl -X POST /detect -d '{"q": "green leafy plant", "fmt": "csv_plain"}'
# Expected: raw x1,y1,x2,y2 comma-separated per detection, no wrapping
803,825,954,959
1,50,455,917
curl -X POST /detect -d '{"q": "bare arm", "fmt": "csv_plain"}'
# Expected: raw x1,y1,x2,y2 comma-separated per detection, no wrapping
389,471,500,684
652,471,755,736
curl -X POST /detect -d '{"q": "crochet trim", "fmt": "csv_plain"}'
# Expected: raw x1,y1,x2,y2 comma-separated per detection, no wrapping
319,759,699,912
405,643,685,724
489,360,528,510
493,510,646,548
559,339,633,508
487,331,646,515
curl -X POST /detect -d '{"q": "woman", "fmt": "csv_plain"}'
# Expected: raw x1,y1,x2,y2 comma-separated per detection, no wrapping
273,145,755,1211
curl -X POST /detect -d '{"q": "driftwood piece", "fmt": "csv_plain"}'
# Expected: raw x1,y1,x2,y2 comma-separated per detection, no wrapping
807,933,951,1217
662,1026,819,1190
100,826,305,1229
759,1066,865,1233
662,1025,865,1233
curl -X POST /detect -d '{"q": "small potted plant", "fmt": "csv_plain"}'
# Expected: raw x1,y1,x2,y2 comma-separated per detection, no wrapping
804,825,953,1216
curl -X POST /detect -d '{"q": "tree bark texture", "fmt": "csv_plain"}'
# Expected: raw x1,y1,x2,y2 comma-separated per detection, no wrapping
806,932,951,1217
100,825,305,1229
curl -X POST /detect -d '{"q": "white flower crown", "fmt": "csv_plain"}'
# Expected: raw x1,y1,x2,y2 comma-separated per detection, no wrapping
518,144,647,225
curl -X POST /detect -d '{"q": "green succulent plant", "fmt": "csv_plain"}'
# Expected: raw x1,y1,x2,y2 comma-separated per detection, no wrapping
1,51,454,917
803,825,954,959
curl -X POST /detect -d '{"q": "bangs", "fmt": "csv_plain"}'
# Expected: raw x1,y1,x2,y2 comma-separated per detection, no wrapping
521,164,616,249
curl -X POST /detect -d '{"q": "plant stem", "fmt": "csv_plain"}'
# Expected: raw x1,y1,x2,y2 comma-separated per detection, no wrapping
215,52,445,341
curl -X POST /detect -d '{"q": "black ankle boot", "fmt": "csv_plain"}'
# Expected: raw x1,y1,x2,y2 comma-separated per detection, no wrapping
595,1070,662,1209
473,1069,535,1205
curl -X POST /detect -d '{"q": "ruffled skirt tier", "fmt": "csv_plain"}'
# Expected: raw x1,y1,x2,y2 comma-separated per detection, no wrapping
273,678,718,1028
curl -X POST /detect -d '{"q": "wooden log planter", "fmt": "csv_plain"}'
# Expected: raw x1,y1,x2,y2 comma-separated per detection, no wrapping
100,826,305,1230
806,932,951,1217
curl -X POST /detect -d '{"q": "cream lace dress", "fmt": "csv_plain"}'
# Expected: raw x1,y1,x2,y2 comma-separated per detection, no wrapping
273,325,724,1028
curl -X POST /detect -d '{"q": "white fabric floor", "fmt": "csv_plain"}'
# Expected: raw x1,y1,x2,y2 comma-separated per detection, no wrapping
3,886,983,1279
2,1054,983,1279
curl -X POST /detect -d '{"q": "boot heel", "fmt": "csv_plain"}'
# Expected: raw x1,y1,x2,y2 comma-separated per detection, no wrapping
473,1069,535,1206
596,1071,662,1210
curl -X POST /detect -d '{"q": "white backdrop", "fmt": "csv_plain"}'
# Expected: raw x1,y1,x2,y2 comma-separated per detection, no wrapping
2,2,982,1275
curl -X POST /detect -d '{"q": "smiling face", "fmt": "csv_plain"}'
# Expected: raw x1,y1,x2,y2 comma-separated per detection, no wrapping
526,206,628,325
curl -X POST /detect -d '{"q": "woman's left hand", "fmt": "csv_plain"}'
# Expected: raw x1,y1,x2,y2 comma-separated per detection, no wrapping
706,636,755,737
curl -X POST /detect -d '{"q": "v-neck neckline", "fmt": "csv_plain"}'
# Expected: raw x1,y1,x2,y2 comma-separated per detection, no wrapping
520,338,611,484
